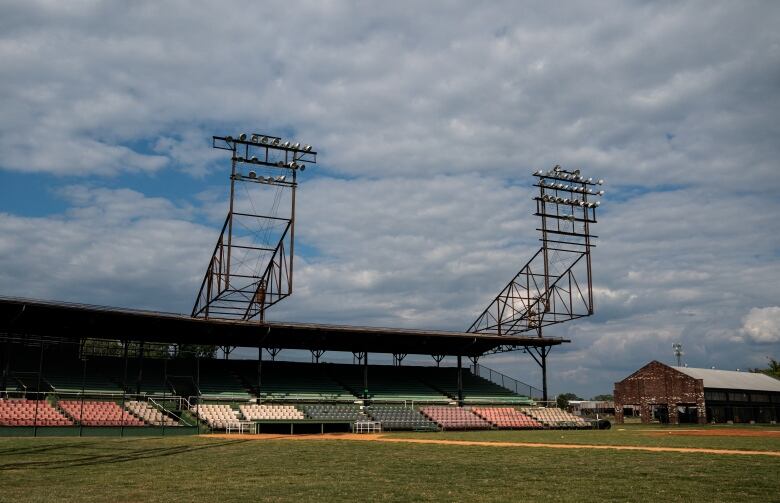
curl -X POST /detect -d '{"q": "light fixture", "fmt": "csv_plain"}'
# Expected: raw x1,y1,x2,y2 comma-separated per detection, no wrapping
573,170,580,176
250,156,258,163
239,133,247,141
293,142,301,150
299,165,306,172
251,135,260,143
304,145,313,152
248,171,257,179
277,161,285,167
226,136,234,142
261,136,269,144
272,139,281,146
277,175,286,182
283,141,291,148
595,201,601,207
598,190,605,196
598,179,604,185
588,177,593,183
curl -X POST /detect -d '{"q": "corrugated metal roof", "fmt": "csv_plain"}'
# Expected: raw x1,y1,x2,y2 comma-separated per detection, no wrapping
674,366,780,392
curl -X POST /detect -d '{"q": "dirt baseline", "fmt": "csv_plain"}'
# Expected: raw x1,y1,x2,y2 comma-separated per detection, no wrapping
203,433,780,457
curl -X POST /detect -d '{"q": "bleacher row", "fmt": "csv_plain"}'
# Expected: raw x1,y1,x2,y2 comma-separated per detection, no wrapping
0,399,181,427
190,403,590,431
3,360,536,406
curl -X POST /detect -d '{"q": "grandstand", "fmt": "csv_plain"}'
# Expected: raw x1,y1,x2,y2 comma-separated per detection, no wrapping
0,296,593,435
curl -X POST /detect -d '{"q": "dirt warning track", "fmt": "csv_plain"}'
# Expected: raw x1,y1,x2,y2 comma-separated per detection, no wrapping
203,433,780,457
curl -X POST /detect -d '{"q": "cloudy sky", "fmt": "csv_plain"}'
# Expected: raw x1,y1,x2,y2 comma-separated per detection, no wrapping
1,1,779,398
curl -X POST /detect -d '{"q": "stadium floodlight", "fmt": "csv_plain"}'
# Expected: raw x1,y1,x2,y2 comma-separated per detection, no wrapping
304,145,312,152
239,133,247,141
598,179,604,185
272,138,281,146
597,190,605,196
250,156,258,163
293,142,301,150
573,169,580,176
261,136,269,144
283,141,291,148
588,177,593,183
595,201,601,207
277,175,286,182
226,135,234,142
277,161,285,167
251,135,260,143
248,170,257,179
299,165,306,172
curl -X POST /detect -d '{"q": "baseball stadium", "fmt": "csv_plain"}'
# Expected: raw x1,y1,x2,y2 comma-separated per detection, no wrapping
0,133,778,502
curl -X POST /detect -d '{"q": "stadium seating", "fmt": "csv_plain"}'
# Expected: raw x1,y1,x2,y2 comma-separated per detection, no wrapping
244,361,354,401
59,400,145,426
471,406,543,429
45,373,124,394
196,366,252,400
0,398,73,426
239,404,304,420
520,407,591,428
300,403,366,421
333,364,451,403
191,404,242,429
417,367,535,405
125,400,179,426
419,406,492,430
367,405,439,431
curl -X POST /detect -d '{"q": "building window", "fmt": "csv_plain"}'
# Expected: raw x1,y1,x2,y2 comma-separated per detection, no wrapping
728,392,749,402
705,391,727,401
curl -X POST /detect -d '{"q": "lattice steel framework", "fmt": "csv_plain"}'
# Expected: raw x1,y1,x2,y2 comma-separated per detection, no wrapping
467,166,604,399
192,133,316,321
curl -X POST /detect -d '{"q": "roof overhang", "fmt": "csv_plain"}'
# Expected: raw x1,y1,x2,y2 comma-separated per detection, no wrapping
0,297,569,357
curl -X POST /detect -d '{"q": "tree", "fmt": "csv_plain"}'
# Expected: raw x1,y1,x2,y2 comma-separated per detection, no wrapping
556,392,582,408
751,358,780,379
591,394,614,402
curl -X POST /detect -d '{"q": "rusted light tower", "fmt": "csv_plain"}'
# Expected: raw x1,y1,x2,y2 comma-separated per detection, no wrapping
192,133,316,321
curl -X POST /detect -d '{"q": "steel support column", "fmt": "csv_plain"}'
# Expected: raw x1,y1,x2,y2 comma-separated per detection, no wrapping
457,355,463,406
363,352,369,401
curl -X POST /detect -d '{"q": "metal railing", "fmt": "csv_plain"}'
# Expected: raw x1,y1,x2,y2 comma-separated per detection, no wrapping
470,364,544,400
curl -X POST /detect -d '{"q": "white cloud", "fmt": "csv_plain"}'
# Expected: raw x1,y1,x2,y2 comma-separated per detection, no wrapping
741,307,780,344
1,1,779,397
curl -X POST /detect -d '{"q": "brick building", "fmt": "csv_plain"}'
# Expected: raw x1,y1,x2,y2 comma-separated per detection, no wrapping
613,361,780,424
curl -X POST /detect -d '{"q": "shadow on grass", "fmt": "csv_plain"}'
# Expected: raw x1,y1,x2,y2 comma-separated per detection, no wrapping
0,439,248,471
0,441,105,457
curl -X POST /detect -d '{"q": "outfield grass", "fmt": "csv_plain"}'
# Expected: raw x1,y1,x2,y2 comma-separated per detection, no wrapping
389,423,780,452
0,430,778,502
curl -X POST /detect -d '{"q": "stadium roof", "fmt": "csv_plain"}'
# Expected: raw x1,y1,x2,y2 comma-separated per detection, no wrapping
674,366,780,393
0,296,569,357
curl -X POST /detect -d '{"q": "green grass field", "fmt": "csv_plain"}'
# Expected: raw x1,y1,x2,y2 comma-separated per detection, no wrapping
0,425,778,502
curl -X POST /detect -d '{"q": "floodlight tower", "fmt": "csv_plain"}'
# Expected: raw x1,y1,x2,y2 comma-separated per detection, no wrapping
468,165,605,400
192,133,317,321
